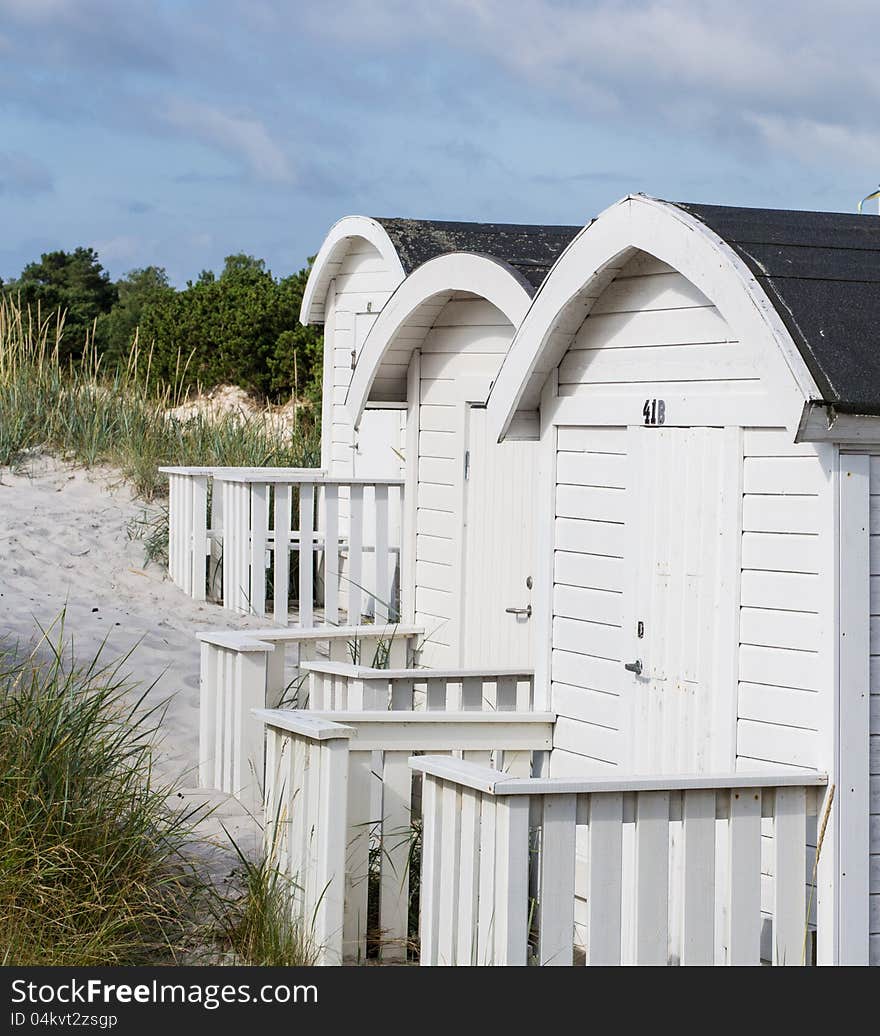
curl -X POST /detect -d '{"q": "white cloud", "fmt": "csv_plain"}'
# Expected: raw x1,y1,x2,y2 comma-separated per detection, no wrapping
746,114,880,171
0,150,53,197
162,99,294,184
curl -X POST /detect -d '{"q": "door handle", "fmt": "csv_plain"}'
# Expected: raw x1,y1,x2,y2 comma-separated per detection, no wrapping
623,659,643,676
505,605,532,618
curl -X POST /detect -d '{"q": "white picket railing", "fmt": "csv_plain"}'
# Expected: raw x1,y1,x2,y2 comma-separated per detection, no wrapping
197,624,423,808
261,711,353,966
258,707,555,965
412,757,829,967
161,467,404,626
302,660,535,714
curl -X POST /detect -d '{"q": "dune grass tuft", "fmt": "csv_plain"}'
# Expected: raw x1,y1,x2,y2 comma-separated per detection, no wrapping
216,844,319,966
0,295,320,498
0,625,207,965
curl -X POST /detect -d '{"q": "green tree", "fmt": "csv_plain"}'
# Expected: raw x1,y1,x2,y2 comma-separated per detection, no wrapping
8,247,117,361
100,266,174,367
139,254,322,401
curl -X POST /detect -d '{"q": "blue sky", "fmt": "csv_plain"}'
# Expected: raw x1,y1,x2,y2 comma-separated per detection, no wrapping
0,0,877,286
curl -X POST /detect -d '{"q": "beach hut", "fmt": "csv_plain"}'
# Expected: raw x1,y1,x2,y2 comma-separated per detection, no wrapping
306,217,579,665
482,193,880,964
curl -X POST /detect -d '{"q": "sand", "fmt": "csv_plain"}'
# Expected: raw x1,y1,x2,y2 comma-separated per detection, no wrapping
0,455,263,881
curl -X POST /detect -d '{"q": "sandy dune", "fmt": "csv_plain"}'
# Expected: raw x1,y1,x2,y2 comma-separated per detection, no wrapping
0,456,262,878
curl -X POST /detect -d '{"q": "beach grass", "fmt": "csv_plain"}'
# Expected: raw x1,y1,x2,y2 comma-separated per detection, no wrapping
0,621,318,966
0,296,321,499
0,624,206,965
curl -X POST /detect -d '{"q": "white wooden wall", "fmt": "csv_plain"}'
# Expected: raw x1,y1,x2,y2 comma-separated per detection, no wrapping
322,244,400,476
550,425,627,777
412,297,521,667
558,251,765,406
541,248,842,958
738,430,824,771
868,456,880,963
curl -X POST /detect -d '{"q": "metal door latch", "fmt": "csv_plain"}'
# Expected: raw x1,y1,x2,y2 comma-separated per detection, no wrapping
505,605,532,618
623,659,643,676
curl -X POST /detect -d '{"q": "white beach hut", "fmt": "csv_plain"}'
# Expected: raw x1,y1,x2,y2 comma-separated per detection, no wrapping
485,193,880,964
305,217,580,665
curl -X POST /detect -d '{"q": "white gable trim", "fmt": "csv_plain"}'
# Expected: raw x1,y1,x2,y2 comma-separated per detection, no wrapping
300,215,406,325
488,194,822,441
346,252,532,429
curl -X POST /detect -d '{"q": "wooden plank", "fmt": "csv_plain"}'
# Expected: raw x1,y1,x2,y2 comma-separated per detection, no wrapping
727,788,762,965
554,517,624,559
772,786,807,966
553,583,622,625
588,270,710,315
379,751,413,963
741,532,819,574
634,791,670,964
250,482,268,618
437,782,462,964
493,797,530,965
348,484,364,623
273,484,291,625
476,795,497,965
740,607,819,651
556,484,625,523
191,475,208,601
553,615,622,662
681,789,716,965
538,794,576,965
742,494,820,535
559,341,753,387
739,644,822,692
568,305,729,351
554,551,623,594
743,428,816,458
839,451,872,964
456,787,481,965
556,426,627,453
585,792,623,965
743,457,821,496
556,450,626,489
374,484,390,622
198,641,217,788
298,482,315,627
343,751,373,962
323,484,340,625
418,773,444,966
740,570,819,612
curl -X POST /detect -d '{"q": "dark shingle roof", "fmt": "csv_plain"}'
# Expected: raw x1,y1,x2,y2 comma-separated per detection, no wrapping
375,217,582,293
673,201,880,414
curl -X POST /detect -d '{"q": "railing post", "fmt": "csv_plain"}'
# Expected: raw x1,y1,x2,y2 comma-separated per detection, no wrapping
233,651,269,810
492,796,530,965
190,474,208,602
538,794,576,965
314,736,350,965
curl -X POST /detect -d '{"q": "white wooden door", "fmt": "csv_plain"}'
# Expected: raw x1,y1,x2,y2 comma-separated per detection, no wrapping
626,426,740,773
460,406,537,668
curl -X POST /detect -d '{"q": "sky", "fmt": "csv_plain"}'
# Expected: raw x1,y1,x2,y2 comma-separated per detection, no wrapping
1,0,878,286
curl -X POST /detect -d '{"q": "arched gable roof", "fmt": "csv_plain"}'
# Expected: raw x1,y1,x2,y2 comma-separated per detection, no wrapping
300,216,406,325
488,194,824,441
346,251,533,428
301,215,581,325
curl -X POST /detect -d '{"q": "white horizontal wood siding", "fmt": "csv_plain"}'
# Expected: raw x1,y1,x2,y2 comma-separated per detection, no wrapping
324,245,400,477
413,298,516,667
557,251,767,409
737,430,825,773
550,426,627,776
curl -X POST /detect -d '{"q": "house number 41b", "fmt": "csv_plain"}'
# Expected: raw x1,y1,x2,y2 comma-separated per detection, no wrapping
642,398,666,426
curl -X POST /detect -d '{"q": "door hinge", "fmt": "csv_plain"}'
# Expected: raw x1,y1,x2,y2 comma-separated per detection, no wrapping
464,450,470,480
